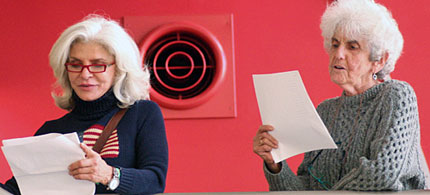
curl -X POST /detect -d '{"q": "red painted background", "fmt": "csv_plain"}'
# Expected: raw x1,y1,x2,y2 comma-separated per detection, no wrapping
1,0,429,193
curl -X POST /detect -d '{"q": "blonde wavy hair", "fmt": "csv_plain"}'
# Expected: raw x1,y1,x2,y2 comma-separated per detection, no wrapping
49,14,150,110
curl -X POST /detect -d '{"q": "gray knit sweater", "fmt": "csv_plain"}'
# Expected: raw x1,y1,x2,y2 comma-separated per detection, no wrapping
264,80,426,191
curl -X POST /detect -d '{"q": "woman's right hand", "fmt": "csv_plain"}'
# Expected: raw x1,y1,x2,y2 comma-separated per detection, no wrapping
253,125,281,173
68,143,113,185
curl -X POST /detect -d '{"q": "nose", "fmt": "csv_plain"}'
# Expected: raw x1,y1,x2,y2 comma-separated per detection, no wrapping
334,45,345,60
79,66,93,79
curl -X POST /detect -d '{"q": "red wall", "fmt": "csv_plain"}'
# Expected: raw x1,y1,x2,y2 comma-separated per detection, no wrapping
1,0,429,193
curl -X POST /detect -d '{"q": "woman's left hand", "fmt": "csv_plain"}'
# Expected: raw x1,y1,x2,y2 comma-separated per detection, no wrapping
68,143,113,185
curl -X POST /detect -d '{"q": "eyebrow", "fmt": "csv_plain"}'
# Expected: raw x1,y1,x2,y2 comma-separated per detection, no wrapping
68,57,109,63
331,38,360,46
347,40,359,45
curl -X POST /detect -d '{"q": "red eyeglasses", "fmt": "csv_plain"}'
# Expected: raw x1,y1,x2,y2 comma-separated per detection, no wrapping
65,63,115,73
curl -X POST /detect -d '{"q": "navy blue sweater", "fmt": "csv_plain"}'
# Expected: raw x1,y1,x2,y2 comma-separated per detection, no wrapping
1,91,168,195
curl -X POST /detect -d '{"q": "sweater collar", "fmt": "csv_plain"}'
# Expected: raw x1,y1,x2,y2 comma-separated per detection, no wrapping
341,79,394,105
70,89,118,120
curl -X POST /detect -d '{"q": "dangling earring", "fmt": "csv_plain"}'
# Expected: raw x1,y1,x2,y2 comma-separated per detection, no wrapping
372,73,377,80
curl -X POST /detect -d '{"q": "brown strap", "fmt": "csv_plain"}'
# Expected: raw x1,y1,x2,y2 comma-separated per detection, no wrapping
93,108,127,154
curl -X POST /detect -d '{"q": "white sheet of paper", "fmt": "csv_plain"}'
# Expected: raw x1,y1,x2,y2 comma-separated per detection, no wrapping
1,133,95,195
253,70,337,163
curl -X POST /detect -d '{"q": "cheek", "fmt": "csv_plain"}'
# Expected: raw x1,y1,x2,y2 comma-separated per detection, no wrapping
328,53,335,63
349,54,369,68
67,73,76,86
342,57,357,72
348,61,366,74
104,72,116,87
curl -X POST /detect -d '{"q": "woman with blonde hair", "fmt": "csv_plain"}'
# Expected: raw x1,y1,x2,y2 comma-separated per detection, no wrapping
1,15,168,194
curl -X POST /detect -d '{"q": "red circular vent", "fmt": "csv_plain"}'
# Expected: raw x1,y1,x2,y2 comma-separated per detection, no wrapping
140,22,226,109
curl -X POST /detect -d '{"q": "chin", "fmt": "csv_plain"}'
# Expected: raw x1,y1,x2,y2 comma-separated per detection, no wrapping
82,97,98,101
76,92,101,101
330,77,345,86
79,96,98,101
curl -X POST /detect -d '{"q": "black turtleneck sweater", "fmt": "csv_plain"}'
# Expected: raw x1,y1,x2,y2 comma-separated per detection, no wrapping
3,90,168,195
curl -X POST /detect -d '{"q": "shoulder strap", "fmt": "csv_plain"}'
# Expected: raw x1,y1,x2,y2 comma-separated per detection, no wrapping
93,108,128,154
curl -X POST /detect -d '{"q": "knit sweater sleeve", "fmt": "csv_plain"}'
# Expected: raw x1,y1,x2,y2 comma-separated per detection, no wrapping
332,82,423,190
114,101,168,194
263,156,312,190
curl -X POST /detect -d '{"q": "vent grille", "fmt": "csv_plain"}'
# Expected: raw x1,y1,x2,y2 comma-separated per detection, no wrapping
145,32,216,100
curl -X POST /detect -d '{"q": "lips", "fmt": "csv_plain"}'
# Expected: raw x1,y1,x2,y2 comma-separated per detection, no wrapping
79,84,96,87
333,65,345,70
78,84,97,91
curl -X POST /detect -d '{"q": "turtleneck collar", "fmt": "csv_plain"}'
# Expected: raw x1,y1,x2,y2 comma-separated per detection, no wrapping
340,79,395,105
70,89,119,120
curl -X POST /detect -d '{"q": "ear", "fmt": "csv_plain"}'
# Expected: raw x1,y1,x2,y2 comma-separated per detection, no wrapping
373,52,389,73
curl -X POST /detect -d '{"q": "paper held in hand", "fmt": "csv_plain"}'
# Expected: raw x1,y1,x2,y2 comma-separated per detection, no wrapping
1,133,95,195
253,70,338,163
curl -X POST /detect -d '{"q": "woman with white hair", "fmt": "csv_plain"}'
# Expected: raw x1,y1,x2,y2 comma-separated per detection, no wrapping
253,0,425,191
1,15,168,194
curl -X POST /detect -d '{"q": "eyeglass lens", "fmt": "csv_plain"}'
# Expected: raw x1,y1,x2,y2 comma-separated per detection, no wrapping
66,64,107,73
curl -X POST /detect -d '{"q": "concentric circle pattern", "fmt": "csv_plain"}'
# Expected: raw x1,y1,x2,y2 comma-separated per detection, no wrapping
145,32,216,100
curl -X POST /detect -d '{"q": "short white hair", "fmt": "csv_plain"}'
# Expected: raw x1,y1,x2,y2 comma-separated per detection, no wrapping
49,14,150,110
320,0,404,80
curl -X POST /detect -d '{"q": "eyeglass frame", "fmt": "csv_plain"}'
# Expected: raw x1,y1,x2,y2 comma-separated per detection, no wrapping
307,150,333,190
307,141,342,190
64,63,115,73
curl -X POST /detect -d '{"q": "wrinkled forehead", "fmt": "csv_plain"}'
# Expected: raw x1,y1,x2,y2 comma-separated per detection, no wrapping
332,26,369,46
